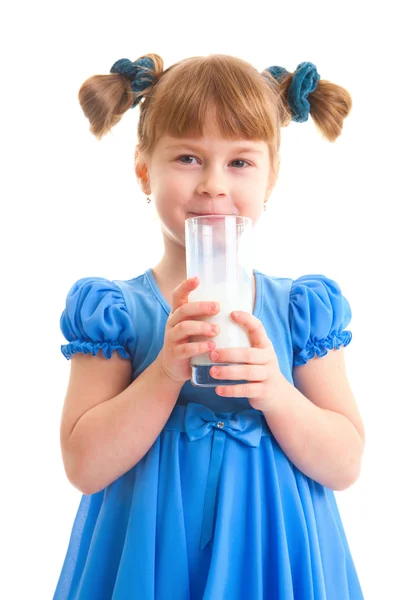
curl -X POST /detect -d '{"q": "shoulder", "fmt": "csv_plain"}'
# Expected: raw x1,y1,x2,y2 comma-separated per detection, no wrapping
288,273,351,324
256,270,348,308
60,276,136,361
61,276,130,332
287,273,352,366
255,269,293,301
289,273,349,302
70,274,130,291
256,270,345,293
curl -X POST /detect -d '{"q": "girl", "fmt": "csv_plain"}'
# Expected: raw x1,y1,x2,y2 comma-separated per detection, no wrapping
54,54,365,599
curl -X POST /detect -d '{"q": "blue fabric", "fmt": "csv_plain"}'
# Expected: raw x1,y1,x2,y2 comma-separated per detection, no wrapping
290,274,352,366
266,62,320,122
54,269,363,599
180,403,271,550
60,277,136,360
110,56,156,107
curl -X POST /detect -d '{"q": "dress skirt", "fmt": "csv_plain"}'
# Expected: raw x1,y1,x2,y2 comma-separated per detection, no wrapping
53,402,364,599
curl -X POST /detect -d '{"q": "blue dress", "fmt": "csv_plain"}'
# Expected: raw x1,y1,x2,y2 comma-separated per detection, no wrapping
53,267,364,599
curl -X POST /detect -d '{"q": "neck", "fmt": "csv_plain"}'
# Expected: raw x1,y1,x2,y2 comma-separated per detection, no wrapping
152,231,187,287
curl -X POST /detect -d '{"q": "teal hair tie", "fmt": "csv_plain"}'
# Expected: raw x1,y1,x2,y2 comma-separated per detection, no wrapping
110,57,156,107
266,62,320,123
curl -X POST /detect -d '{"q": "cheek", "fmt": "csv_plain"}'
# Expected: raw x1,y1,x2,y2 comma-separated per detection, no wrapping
159,172,190,198
235,176,267,205
237,170,266,190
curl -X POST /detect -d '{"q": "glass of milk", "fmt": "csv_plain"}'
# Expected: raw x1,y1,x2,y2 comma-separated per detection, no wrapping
185,215,253,387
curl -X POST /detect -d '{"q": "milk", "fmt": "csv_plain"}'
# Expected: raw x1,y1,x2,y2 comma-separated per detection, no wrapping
184,214,254,386
189,279,252,367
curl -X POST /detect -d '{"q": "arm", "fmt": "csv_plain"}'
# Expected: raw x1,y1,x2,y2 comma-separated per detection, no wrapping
262,348,365,491
61,352,182,496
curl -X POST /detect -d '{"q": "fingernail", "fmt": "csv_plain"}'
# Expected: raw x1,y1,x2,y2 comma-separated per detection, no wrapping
210,351,219,360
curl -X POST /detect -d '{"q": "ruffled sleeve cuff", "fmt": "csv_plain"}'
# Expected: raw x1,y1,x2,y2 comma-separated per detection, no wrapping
61,340,131,360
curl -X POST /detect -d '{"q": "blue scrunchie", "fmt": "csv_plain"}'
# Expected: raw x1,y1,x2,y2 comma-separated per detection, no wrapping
266,62,320,123
110,56,156,107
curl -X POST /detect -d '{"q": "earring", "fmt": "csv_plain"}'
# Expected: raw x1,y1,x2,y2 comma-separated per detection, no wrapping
263,202,267,211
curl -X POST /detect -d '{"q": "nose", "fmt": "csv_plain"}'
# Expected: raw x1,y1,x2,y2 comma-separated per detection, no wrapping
196,165,229,198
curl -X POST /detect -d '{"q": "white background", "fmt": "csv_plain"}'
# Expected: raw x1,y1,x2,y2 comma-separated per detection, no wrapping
2,0,413,598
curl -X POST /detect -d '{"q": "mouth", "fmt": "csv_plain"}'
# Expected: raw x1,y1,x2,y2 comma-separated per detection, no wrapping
187,212,235,217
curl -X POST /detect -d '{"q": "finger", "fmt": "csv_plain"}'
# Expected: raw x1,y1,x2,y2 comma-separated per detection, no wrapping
231,311,271,349
209,346,268,365
170,277,198,315
215,382,266,399
176,339,216,359
170,320,218,343
169,299,220,329
210,364,268,382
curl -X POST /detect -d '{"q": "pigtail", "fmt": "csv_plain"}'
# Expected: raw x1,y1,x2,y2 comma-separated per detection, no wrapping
263,64,352,142
78,53,164,140
307,80,352,142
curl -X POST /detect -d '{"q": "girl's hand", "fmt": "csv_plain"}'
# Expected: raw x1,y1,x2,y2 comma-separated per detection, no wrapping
157,277,221,385
209,311,283,411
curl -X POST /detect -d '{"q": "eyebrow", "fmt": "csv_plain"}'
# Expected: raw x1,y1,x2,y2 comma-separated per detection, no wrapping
164,142,264,154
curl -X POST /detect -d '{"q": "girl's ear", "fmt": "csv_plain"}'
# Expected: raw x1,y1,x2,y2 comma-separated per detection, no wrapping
134,147,151,195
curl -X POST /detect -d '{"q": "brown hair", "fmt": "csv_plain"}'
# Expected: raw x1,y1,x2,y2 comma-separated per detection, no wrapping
78,53,352,180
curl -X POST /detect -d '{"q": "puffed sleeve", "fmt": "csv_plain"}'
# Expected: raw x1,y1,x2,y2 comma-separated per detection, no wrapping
289,274,352,366
60,277,136,360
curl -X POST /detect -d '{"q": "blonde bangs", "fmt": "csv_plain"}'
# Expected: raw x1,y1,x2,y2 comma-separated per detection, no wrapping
139,55,279,157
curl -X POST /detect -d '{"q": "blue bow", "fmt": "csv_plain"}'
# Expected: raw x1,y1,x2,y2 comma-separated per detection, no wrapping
266,62,320,123
110,57,156,107
184,403,264,549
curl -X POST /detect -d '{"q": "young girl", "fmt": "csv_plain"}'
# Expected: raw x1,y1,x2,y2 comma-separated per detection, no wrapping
54,54,365,599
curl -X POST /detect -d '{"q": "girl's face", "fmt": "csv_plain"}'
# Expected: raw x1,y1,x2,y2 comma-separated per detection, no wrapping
136,115,277,251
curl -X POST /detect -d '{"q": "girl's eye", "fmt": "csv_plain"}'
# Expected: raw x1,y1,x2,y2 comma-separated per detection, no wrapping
178,155,198,165
177,156,250,168
231,159,249,168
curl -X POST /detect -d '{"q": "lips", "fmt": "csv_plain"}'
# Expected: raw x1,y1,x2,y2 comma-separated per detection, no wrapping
188,213,232,216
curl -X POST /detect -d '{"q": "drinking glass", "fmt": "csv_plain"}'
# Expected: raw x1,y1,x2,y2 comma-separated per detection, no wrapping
185,214,254,387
